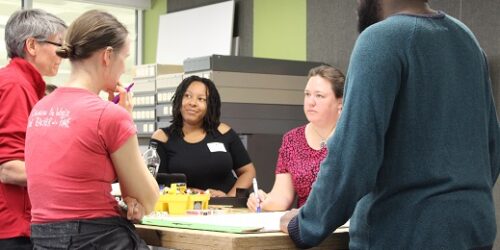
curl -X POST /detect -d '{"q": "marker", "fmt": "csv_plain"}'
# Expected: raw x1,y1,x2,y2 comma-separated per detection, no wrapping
112,82,135,104
118,199,128,211
252,178,261,213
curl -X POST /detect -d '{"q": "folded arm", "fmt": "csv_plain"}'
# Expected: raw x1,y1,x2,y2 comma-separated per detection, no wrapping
0,160,27,186
112,135,159,215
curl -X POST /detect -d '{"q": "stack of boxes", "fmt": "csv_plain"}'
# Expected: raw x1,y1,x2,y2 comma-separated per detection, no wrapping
183,55,323,135
155,73,184,130
132,64,183,138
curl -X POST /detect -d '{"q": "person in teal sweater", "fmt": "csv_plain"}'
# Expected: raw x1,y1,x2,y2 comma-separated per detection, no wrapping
280,0,500,249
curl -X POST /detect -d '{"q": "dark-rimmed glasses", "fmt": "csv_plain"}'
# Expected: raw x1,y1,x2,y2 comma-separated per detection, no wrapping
38,40,62,47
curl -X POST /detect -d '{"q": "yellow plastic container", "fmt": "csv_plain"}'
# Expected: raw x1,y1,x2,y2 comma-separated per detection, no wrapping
164,194,190,215
154,184,210,215
188,194,210,210
154,195,168,212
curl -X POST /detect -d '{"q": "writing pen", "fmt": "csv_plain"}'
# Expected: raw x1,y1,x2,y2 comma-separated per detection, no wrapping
118,199,128,211
112,82,134,104
252,178,261,213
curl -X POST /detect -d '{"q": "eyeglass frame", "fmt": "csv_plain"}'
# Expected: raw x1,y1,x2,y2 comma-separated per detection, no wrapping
37,40,62,47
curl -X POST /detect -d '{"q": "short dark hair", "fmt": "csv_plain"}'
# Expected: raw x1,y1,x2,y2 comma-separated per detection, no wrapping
169,75,221,137
308,65,345,98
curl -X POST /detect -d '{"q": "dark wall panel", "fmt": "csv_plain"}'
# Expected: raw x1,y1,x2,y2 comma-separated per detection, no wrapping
460,0,500,118
430,0,462,18
459,2,500,248
306,0,358,73
234,0,253,57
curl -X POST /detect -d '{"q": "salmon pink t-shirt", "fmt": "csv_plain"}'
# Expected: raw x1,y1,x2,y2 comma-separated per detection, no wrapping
25,87,136,223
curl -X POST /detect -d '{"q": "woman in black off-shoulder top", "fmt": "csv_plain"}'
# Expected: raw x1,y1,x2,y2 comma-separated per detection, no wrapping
150,75,256,197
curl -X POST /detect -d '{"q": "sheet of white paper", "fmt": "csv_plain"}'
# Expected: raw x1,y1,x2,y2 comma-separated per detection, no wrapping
111,183,121,196
145,212,282,232
145,212,349,232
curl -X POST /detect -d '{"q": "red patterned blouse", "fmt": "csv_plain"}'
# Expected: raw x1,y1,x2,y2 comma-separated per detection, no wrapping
275,125,328,207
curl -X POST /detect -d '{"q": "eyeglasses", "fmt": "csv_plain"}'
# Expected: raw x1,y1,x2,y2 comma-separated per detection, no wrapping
38,40,62,47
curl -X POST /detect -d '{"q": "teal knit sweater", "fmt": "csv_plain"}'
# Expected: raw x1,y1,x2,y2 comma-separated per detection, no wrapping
288,12,500,249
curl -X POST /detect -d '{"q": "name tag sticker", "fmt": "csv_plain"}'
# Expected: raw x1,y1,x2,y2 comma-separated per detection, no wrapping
207,142,227,152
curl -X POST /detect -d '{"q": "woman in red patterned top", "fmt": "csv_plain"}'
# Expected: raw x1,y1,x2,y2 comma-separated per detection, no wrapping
247,65,345,211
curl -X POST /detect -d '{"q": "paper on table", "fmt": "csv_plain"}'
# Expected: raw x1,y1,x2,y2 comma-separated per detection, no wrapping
142,212,350,233
143,212,286,233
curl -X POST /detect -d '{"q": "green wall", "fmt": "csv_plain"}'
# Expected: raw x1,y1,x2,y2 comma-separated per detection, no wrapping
143,0,167,64
253,0,306,60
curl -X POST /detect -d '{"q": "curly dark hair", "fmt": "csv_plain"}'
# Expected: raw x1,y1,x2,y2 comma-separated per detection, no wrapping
169,75,221,137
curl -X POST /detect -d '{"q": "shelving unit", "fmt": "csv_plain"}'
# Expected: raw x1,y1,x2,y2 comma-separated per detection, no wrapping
132,64,183,145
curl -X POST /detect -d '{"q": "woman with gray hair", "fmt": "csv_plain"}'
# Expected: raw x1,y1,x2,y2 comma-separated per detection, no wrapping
0,9,66,250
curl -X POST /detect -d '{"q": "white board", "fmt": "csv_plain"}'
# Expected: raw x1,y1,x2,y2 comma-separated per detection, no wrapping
156,1,235,65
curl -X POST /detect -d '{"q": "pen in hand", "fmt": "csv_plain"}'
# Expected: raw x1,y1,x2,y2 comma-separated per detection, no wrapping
118,199,128,211
112,82,134,104
252,178,261,213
